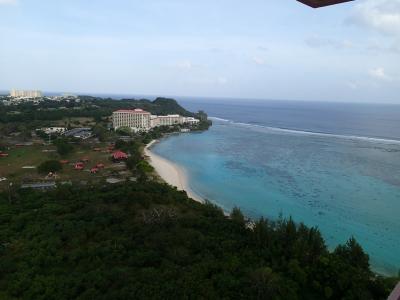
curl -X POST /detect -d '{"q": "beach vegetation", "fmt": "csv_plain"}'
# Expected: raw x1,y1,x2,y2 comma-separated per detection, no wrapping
0,182,397,299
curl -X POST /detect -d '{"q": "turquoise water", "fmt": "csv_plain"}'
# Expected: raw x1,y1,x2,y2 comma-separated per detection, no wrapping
152,119,400,276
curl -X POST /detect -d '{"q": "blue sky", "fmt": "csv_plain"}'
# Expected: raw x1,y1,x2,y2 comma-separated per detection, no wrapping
0,0,399,102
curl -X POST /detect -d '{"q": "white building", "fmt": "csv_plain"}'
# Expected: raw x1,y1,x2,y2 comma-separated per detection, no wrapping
10,89,42,98
41,127,67,135
156,114,184,126
150,115,200,127
150,115,160,128
113,109,200,131
112,109,151,131
183,117,200,125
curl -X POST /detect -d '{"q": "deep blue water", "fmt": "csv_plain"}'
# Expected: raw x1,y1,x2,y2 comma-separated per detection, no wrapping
151,99,400,275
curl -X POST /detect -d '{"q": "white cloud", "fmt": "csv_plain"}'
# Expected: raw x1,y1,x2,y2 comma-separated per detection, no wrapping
305,36,354,49
176,60,193,70
366,40,400,54
369,67,392,80
0,0,18,5
346,81,359,90
348,0,400,36
216,77,228,85
252,56,266,65
257,46,269,52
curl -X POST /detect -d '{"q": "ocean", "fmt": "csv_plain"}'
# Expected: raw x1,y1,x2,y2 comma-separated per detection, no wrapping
151,98,400,276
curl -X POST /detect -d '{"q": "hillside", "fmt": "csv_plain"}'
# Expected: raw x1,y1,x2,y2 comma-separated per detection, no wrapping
0,182,396,299
0,96,197,124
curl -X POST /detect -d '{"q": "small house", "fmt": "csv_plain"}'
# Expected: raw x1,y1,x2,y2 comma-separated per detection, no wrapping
112,151,128,161
90,167,99,174
74,162,84,170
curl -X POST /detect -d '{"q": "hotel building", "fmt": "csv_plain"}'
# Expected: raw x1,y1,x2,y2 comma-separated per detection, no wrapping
156,114,183,126
112,109,151,131
113,109,200,131
150,115,200,127
10,89,42,98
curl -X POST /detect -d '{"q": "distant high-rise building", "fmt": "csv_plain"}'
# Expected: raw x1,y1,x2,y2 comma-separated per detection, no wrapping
10,89,42,98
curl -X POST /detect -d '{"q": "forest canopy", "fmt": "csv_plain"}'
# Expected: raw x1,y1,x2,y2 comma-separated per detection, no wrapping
0,182,397,299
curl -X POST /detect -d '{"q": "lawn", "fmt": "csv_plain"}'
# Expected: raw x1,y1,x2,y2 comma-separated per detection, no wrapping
0,142,129,190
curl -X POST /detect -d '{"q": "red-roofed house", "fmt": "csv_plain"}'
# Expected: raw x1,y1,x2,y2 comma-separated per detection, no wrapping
112,151,128,161
74,162,84,170
90,167,99,174
112,109,151,131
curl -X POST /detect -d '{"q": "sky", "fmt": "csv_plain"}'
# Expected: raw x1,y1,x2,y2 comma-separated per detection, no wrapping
0,0,399,103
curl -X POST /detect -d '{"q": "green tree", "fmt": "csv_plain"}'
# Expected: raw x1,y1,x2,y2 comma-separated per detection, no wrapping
334,237,370,271
54,139,74,156
230,207,245,225
37,160,62,174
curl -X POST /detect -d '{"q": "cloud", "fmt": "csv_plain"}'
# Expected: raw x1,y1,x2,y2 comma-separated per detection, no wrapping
369,67,392,80
252,56,266,65
347,0,400,36
366,40,400,54
0,0,18,5
257,46,269,52
346,81,359,90
305,36,354,49
216,77,228,85
176,60,193,70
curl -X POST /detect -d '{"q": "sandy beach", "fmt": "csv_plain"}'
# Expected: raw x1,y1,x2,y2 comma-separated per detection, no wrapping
144,140,204,203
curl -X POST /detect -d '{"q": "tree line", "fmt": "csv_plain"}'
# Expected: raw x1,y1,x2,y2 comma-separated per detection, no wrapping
0,182,397,299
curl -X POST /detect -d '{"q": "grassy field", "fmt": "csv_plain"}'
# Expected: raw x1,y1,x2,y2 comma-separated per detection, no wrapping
56,117,96,127
0,142,130,190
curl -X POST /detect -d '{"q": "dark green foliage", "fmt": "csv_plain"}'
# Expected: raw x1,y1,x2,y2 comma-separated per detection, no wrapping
230,207,246,224
0,183,396,299
136,160,154,174
53,138,74,156
334,237,370,270
37,160,62,174
0,97,194,124
92,124,108,142
115,126,132,136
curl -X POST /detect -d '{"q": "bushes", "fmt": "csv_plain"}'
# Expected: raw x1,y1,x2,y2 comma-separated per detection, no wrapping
37,160,62,174
53,138,74,156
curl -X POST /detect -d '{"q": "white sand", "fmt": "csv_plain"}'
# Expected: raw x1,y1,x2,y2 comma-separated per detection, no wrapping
144,140,204,203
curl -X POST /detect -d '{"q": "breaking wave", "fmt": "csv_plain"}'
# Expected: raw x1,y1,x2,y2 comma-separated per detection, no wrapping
209,116,400,145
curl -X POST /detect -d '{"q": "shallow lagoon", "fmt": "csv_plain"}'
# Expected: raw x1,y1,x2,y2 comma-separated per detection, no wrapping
153,119,400,275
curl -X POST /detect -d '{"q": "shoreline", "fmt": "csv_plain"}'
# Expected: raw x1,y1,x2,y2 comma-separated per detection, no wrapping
144,140,205,204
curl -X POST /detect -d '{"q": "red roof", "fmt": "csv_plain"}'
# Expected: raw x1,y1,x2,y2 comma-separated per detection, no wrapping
90,167,99,173
112,150,128,160
74,162,84,170
114,109,150,114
